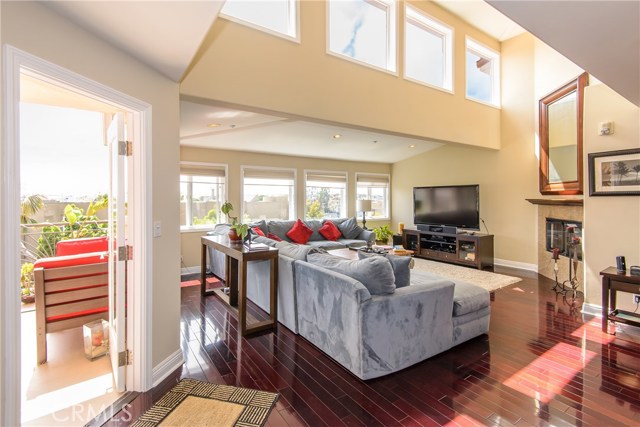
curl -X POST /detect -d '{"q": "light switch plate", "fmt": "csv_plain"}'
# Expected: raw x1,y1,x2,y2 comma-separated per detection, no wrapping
153,221,161,237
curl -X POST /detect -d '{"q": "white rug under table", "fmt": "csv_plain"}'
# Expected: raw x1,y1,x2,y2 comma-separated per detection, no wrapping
411,258,521,292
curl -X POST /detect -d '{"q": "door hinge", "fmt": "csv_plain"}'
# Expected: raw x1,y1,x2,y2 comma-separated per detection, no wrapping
118,349,133,367
118,245,133,261
118,140,133,156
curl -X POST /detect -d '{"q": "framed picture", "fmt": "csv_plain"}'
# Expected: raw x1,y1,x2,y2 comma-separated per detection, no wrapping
588,148,640,196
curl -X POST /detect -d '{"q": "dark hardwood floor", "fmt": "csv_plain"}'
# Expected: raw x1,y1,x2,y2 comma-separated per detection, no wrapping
105,267,640,426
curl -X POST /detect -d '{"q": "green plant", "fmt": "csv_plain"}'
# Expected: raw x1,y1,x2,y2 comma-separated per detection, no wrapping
220,201,249,240
21,262,35,299
373,225,392,243
36,194,109,257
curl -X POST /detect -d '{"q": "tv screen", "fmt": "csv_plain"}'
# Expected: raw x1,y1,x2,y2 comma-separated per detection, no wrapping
413,185,480,230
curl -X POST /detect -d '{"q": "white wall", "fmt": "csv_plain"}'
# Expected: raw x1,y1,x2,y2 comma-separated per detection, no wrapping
1,0,181,400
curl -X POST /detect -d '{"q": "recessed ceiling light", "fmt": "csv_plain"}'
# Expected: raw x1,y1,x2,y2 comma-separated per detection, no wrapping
333,134,342,139
207,123,221,128
409,144,416,148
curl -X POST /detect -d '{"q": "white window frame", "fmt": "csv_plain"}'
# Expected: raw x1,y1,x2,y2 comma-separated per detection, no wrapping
180,162,228,232
403,4,453,93
304,170,348,220
241,165,297,222
326,0,398,75
220,0,300,43
465,37,501,108
356,172,390,220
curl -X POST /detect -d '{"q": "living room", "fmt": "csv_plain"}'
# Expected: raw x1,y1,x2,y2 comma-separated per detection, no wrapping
1,0,639,425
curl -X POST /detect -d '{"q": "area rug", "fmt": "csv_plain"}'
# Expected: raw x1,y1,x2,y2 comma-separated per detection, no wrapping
412,258,521,292
132,378,278,427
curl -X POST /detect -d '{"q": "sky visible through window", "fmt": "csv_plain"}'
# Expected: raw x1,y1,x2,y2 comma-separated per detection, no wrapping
329,0,389,70
405,21,445,88
20,103,108,201
466,50,492,103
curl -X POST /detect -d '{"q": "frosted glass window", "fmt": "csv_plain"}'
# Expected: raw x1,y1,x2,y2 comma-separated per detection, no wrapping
221,0,298,40
328,0,397,72
404,6,452,91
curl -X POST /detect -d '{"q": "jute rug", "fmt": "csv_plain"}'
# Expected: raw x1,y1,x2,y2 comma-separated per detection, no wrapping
132,379,278,427
412,258,521,292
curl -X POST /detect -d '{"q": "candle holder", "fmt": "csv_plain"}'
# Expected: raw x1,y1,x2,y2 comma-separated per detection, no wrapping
83,319,109,360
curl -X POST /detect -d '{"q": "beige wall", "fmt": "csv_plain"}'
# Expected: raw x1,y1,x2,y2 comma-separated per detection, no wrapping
182,0,501,149
180,147,391,268
2,2,181,369
392,33,539,267
583,83,640,309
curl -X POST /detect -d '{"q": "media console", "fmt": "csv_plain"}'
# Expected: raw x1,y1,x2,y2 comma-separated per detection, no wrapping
403,228,494,270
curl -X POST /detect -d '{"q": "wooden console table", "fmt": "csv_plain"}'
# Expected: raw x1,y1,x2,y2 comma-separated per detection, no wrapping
201,235,279,336
601,267,640,333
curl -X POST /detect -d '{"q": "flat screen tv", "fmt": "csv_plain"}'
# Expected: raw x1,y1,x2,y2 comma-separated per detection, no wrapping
413,185,480,230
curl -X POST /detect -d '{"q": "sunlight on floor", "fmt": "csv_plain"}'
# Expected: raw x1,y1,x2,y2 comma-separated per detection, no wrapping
21,309,122,426
503,341,597,403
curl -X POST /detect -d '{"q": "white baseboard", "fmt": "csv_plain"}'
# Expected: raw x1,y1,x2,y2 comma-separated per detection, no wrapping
581,303,602,317
152,349,184,388
180,266,201,275
494,258,538,272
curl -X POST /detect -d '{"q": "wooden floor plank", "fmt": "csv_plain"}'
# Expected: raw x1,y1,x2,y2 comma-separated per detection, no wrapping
105,269,640,426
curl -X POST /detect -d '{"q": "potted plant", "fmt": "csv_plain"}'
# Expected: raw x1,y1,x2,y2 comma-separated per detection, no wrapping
20,262,35,304
220,201,249,242
373,225,393,245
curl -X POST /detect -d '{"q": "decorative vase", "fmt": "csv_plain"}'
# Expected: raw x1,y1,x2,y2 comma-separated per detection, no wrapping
228,228,242,242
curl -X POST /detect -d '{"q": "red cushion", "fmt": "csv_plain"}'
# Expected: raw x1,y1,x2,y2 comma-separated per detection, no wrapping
34,252,108,269
56,237,108,256
319,221,342,241
47,306,108,323
252,227,265,237
267,233,282,242
286,219,313,244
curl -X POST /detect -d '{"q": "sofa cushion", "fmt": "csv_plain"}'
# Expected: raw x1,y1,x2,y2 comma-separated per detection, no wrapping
275,241,318,260
304,220,325,241
452,281,490,316
34,252,108,269
267,220,296,241
253,236,279,246
251,226,265,237
337,217,363,239
358,251,411,288
307,252,395,295
248,220,268,236
307,240,346,250
287,219,313,244
319,220,342,241
267,232,283,242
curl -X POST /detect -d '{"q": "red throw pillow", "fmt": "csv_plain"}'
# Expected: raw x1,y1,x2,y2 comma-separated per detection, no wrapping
267,232,283,242
252,227,265,237
286,219,313,244
319,221,342,241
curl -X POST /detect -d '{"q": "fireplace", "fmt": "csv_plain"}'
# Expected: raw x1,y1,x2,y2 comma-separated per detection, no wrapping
546,218,583,261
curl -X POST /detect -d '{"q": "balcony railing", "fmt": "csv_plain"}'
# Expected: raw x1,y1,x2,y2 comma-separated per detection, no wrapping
20,220,108,264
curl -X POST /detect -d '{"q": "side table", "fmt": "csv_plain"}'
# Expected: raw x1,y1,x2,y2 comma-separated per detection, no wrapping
201,235,279,336
600,267,640,334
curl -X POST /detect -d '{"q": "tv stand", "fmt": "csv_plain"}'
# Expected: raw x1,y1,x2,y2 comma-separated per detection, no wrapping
403,228,494,270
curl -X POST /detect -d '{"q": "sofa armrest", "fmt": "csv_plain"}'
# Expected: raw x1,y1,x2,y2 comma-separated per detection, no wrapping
295,261,371,375
357,229,376,243
359,279,455,379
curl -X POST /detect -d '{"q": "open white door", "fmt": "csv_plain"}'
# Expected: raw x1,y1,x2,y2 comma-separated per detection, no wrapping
107,112,130,392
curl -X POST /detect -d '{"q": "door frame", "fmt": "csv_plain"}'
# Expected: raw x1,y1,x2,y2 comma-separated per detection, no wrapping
1,45,153,425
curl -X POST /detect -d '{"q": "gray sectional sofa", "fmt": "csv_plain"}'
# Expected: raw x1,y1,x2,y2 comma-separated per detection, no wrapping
207,218,375,333
206,219,490,380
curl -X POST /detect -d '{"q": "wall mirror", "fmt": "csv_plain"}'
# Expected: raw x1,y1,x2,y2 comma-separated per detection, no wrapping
539,72,588,195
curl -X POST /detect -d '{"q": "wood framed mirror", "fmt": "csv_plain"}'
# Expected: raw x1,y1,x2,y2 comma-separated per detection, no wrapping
539,72,588,195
